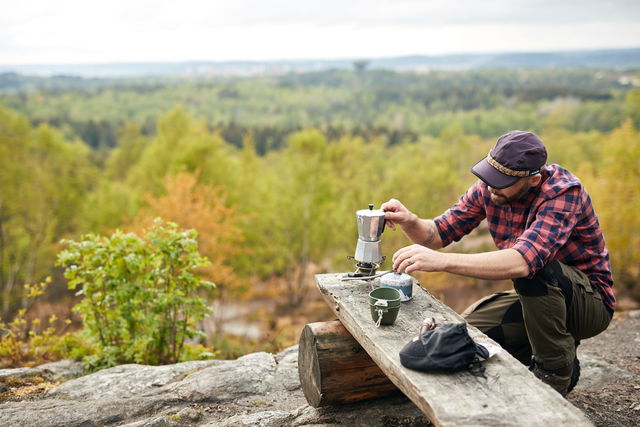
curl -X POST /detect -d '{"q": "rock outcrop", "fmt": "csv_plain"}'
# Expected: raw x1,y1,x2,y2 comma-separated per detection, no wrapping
1,311,638,426
0,346,429,426
0,359,84,382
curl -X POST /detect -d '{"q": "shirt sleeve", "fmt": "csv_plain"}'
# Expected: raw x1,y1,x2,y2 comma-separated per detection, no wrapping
511,186,581,278
433,182,486,247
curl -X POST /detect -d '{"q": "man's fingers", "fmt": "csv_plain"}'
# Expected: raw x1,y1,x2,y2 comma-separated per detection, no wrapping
392,244,429,272
381,199,405,216
381,198,400,211
392,244,419,263
392,247,417,271
398,257,417,273
392,253,406,271
392,246,410,264
384,211,404,221
405,262,419,274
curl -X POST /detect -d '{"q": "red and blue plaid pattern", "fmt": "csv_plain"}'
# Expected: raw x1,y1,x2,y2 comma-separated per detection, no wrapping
434,164,616,310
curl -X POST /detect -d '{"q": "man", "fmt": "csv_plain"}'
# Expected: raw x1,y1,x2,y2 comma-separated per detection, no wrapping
382,130,615,396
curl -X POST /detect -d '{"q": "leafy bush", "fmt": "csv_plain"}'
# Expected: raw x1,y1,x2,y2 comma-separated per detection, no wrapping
56,219,215,368
0,278,81,368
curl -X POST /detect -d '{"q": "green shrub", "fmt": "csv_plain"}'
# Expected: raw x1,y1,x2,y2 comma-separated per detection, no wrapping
56,218,215,368
0,278,80,368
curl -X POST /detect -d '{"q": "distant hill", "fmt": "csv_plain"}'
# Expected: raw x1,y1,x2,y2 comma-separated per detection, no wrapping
1,48,639,78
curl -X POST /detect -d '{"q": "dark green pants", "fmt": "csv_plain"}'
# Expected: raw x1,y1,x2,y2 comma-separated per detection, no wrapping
462,260,613,370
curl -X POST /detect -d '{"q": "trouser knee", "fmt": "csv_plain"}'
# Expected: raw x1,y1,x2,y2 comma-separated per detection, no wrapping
513,260,573,310
512,260,576,369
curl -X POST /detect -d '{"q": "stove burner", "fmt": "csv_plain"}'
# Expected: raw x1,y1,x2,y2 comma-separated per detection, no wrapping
346,256,384,278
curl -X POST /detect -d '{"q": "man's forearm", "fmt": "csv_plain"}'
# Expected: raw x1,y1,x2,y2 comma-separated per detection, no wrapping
401,216,443,249
440,248,530,280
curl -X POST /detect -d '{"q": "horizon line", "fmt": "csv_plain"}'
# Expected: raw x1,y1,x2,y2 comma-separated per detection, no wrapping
2,46,640,68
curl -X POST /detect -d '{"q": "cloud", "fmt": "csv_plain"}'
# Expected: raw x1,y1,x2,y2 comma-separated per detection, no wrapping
1,0,639,64
125,0,640,27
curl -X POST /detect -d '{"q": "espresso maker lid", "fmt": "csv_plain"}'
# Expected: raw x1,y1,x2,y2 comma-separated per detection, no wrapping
356,204,385,218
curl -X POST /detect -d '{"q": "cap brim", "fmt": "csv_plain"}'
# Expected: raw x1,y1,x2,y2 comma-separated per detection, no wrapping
470,158,519,189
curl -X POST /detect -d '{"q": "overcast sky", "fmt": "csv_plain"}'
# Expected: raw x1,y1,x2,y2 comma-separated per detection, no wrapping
1,0,639,65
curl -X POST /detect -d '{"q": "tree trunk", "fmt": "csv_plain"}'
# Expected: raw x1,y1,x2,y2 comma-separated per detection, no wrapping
298,320,400,408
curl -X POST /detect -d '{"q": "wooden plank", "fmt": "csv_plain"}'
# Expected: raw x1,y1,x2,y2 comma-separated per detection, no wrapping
315,273,592,427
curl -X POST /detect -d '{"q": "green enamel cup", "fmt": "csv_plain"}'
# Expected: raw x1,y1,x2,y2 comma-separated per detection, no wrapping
369,287,401,325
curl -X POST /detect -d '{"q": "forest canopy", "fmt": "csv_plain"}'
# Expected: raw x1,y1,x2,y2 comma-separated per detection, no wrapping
1,67,639,360
0,68,633,153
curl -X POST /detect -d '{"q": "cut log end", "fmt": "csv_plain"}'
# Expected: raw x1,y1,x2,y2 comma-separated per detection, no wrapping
298,320,400,407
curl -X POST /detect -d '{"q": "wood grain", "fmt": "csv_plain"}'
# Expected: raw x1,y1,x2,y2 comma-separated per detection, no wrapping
315,273,593,427
298,320,400,407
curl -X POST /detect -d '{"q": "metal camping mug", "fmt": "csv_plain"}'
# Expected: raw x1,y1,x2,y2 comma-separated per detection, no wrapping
380,272,413,302
368,287,401,326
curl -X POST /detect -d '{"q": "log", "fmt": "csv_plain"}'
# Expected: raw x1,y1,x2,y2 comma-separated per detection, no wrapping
298,320,400,407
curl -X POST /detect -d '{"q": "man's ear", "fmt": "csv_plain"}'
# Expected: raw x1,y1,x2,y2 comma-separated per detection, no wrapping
530,174,542,186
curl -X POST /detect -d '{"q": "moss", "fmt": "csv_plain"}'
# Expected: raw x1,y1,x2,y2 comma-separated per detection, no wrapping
0,376,61,401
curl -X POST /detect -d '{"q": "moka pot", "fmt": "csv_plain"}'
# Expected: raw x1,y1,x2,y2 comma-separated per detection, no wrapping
354,204,386,264
356,204,386,242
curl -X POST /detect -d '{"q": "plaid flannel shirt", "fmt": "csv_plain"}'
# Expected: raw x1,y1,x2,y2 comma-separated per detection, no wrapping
434,164,615,311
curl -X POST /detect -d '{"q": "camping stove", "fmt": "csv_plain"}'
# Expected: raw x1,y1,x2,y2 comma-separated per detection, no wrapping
347,204,386,277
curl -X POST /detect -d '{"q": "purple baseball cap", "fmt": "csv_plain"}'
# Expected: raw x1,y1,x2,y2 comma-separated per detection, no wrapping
471,131,547,189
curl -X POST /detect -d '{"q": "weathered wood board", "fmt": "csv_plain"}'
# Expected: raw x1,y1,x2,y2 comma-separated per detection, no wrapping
315,273,592,427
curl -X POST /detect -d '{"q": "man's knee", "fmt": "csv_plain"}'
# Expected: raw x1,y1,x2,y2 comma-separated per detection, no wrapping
461,292,507,318
513,260,573,308
462,292,521,336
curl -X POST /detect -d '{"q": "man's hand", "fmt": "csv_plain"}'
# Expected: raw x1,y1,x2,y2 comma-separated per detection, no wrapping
381,198,416,231
381,198,443,249
392,244,446,274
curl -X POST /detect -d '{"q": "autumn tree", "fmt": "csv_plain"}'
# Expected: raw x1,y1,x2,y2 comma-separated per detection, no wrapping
126,172,244,295
588,121,640,298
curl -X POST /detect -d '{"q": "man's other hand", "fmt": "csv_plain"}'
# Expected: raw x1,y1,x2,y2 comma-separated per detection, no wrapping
392,244,446,274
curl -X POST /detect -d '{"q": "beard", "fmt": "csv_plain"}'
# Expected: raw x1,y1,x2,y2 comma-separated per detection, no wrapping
489,183,531,206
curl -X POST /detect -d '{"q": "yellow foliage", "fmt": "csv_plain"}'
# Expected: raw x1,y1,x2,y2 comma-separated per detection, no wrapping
587,121,640,295
24,278,49,299
0,279,75,368
126,172,244,292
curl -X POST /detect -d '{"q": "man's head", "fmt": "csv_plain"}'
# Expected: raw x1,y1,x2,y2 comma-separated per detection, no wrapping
471,130,547,190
